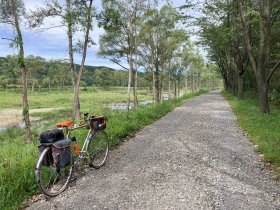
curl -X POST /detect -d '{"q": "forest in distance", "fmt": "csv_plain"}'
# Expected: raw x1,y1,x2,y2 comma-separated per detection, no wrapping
0,55,221,92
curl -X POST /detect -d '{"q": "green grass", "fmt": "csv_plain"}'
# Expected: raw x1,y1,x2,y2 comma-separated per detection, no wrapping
0,88,207,210
0,87,151,110
222,90,280,176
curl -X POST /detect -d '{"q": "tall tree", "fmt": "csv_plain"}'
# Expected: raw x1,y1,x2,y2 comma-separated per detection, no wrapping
239,0,280,113
99,0,153,110
0,0,32,141
29,0,95,120
70,0,94,119
139,5,181,102
197,0,249,99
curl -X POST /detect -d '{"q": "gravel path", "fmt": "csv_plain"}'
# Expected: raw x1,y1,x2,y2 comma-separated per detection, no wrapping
27,92,280,210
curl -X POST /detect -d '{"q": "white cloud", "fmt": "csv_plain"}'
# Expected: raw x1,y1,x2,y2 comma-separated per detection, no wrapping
0,0,204,68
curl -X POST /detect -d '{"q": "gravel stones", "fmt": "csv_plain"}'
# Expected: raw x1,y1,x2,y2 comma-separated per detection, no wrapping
27,92,280,210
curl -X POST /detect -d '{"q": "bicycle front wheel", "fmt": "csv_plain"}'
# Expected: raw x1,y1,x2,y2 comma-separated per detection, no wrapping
87,130,109,168
35,147,73,197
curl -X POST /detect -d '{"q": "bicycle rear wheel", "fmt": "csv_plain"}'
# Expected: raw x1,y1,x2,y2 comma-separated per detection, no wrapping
35,147,73,197
87,130,109,168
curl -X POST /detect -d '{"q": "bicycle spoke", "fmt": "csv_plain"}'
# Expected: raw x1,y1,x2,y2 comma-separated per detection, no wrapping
87,131,109,168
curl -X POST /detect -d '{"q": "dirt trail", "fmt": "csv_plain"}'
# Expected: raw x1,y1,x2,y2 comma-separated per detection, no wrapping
27,92,280,210
0,108,62,127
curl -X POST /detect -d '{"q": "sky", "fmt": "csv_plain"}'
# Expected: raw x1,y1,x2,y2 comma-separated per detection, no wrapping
0,0,197,69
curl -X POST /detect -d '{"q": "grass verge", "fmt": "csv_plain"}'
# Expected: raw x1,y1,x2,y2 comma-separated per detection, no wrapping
0,90,207,210
222,90,280,176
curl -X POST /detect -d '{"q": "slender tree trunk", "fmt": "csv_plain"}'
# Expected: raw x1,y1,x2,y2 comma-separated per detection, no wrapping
233,70,237,95
191,73,194,93
133,28,139,111
152,70,156,103
133,67,138,111
159,74,163,102
12,0,31,142
178,79,180,98
258,81,269,113
168,73,171,98
160,82,163,102
70,0,93,120
133,50,138,111
66,0,76,87
185,77,188,94
66,0,77,119
239,0,270,113
127,57,132,110
155,66,160,102
237,73,244,100
174,80,177,98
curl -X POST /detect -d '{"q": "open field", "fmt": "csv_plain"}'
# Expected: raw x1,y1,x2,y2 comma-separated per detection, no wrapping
0,87,151,109
0,87,152,128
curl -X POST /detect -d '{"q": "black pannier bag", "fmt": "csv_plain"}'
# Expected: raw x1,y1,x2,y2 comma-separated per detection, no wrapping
52,139,71,169
38,143,53,166
40,128,64,144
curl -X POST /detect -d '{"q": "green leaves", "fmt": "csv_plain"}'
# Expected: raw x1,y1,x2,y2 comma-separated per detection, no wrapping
97,8,124,31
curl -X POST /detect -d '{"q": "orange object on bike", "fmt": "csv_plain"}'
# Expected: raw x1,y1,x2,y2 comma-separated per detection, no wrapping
56,120,73,128
73,143,80,154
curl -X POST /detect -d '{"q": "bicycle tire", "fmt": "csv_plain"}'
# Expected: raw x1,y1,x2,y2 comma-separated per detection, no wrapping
35,146,73,197
87,130,109,168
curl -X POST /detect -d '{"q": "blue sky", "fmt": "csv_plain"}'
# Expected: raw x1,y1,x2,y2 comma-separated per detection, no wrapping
0,0,193,69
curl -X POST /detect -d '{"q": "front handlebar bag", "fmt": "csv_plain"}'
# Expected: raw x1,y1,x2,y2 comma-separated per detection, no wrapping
90,116,107,130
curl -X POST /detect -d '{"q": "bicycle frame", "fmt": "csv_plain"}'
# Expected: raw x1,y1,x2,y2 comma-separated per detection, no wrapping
65,125,96,160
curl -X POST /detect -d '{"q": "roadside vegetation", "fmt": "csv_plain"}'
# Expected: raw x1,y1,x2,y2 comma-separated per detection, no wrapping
222,91,280,176
195,0,280,114
0,89,207,210
195,0,280,177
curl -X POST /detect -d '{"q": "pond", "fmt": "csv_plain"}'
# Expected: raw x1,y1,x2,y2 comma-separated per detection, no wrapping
0,120,51,132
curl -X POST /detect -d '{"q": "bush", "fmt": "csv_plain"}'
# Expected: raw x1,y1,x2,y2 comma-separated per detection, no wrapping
269,89,280,106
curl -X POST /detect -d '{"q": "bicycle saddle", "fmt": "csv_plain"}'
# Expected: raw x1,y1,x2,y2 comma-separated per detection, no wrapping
56,120,74,127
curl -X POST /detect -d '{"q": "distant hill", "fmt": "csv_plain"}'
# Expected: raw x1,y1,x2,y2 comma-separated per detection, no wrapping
0,56,116,71
83,64,115,71
0,57,147,89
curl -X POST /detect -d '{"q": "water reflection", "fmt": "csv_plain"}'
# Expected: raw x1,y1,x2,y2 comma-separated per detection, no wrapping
0,121,51,132
109,100,153,110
